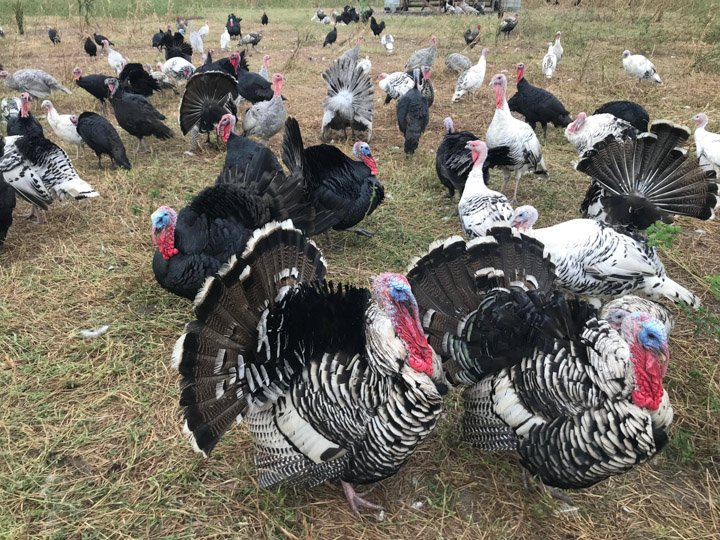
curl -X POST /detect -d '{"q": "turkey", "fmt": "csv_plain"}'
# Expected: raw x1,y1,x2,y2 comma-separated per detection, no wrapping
236,66,275,104
145,64,178,95
497,13,519,39
452,48,488,103
226,13,242,39
692,113,720,176
179,71,238,150
161,57,196,81
197,51,245,77
435,117,513,198
507,63,572,142
152,28,165,49
0,68,72,99
464,24,481,46
321,57,373,142
486,73,547,201
550,31,563,62
405,35,437,71
172,220,444,513
312,9,328,22
396,69,429,155
48,28,61,45
593,100,649,132
118,62,161,97
380,34,394,54
220,28,231,50
541,44,557,80
418,66,434,107
361,7,374,23
258,54,271,80
445,53,472,75
601,295,674,335
84,37,97,57
243,73,286,141
189,30,204,56
370,16,385,37
102,40,127,74
105,77,174,153
4,93,43,137
72,67,110,106
576,120,718,231
0,134,98,223
458,140,514,238
261,12,269,25
162,32,193,62
511,205,700,307
286,117,385,236
216,113,282,177
93,33,113,46
41,100,83,157
323,25,337,47
240,31,263,49
152,118,341,299
0,179,15,246
565,112,637,156
198,20,210,38
378,71,414,105
356,56,372,76
623,50,662,84
74,111,131,170
340,38,363,62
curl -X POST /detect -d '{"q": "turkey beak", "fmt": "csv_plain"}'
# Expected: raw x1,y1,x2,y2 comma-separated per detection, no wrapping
510,215,523,229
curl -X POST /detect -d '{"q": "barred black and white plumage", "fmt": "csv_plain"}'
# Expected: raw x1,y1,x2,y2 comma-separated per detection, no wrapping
172,221,444,512
407,226,571,387
576,120,718,231
511,205,700,308
462,311,673,489
0,134,98,211
179,71,238,150
321,56,374,142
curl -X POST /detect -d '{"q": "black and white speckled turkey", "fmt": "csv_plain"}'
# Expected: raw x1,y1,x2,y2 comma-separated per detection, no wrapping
172,220,445,513
576,120,717,231
406,228,673,489
565,111,637,156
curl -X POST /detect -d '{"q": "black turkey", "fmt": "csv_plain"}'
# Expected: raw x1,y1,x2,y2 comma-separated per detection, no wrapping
577,120,718,231
396,69,429,155
74,111,131,170
152,28,165,49
172,220,445,513
73,67,111,106
118,63,161,97
196,51,246,77
4,93,43,137
261,11,268,25
593,100,650,132
323,26,337,47
48,28,60,45
178,71,238,150
93,33,113,46
84,37,97,57
163,32,193,62
216,113,282,178
226,13,242,38
0,178,15,246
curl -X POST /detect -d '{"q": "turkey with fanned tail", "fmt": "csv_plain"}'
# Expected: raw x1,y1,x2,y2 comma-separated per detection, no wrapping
179,71,238,151
172,220,445,513
576,120,717,231
321,56,374,142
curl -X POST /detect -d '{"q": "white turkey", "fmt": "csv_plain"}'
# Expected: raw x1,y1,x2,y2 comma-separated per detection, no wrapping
623,50,662,84
173,220,445,514
0,134,98,223
458,140,514,238
692,113,720,177
356,56,372,76
380,34,394,54
146,64,178,95
41,100,84,157
565,112,637,156
510,205,700,307
189,29,204,55
576,120,718,231
444,53,472,75
321,56,373,142
541,44,557,79
198,20,209,38
486,73,547,201
404,35,437,71
406,229,673,491
378,71,414,105
103,40,127,74
550,31,563,62
0,68,72,99
161,57,195,81
220,28,231,50
452,48,488,103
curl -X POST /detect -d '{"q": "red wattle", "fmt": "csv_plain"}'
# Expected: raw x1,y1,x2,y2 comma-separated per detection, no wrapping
629,344,664,410
494,84,504,109
394,310,434,377
363,155,378,176
155,226,178,260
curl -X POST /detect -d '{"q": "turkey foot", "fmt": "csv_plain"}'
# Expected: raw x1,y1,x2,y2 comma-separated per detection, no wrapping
25,204,45,224
341,481,383,514
348,227,374,238
521,469,574,505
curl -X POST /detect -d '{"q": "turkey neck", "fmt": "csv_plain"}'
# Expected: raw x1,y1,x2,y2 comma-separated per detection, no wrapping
461,153,491,199
494,81,507,111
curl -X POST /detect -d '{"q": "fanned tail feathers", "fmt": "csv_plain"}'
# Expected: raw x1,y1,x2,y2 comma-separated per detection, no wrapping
322,57,374,130
576,120,718,230
179,71,239,135
172,221,327,456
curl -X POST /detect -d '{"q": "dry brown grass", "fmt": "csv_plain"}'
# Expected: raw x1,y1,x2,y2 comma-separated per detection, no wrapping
1,3,719,539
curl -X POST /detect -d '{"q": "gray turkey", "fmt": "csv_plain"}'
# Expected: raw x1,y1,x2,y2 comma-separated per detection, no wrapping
320,56,374,142
404,36,437,72
576,120,718,231
179,71,238,150
406,227,673,490
172,221,445,513
0,134,98,223
239,31,263,49
497,13,519,39
0,68,72,99
510,205,700,307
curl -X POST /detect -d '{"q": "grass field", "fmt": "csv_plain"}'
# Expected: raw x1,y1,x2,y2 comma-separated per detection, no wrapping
1,0,720,538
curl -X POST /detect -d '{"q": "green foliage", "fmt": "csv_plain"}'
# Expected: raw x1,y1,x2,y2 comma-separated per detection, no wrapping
14,0,24,35
646,222,681,249
77,0,94,26
706,274,720,302
667,429,696,465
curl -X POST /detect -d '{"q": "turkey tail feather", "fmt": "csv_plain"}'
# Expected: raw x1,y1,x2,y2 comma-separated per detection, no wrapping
179,71,239,135
173,221,327,456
